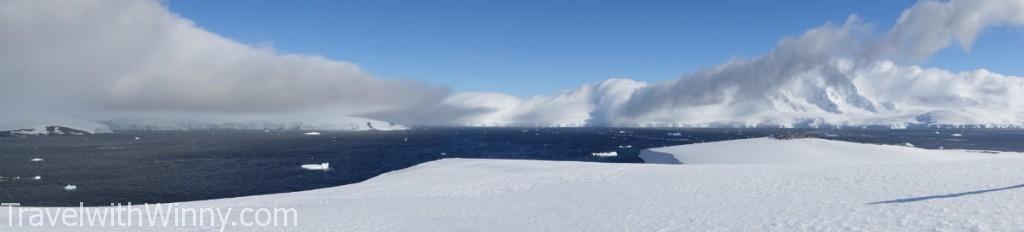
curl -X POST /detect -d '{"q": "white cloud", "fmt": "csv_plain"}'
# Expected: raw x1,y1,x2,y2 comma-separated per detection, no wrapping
0,0,449,122
439,79,647,126
866,0,1024,62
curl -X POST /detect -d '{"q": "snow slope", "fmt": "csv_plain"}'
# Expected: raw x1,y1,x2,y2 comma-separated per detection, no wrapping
5,138,1024,231
638,137,988,165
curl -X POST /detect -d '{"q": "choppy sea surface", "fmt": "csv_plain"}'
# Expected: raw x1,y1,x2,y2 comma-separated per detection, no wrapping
1,128,1021,206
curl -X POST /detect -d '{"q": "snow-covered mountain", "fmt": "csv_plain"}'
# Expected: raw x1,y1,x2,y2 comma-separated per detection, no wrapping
435,5,1024,129
102,116,408,131
600,60,1024,129
0,117,113,136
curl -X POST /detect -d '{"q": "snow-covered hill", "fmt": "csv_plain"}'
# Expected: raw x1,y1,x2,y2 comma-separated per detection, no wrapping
639,137,989,164
0,117,112,135
6,138,1024,231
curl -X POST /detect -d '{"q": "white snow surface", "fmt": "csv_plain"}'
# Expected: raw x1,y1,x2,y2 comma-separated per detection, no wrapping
639,137,991,165
5,138,1024,231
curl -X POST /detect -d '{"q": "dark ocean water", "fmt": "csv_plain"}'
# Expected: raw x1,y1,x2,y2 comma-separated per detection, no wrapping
1,128,1022,206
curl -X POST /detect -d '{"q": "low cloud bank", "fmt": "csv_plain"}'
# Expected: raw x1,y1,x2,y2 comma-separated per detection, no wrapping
0,0,455,123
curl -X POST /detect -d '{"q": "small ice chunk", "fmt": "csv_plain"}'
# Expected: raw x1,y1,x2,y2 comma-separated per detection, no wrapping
301,162,330,171
904,142,915,147
951,133,963,137
304,132,321,136
29,158,45,162
33,176,42,180
592,151,618,157
134,137,141,140
64,185,77,191
618,145,633,148
667,132,683,137
403,138,409,142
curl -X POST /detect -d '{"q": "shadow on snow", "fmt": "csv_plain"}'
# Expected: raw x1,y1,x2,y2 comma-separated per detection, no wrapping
868,183,1024,205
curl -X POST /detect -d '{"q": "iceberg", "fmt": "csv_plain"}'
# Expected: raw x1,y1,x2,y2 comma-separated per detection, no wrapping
301,162,330,171
63,185,77,191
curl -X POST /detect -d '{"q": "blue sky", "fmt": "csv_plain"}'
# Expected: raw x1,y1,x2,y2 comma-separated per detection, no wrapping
166,0,1022,97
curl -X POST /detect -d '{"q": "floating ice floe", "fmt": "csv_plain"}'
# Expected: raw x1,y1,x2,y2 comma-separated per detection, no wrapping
63,185,77,191
33,176,42,180
904,142,915,147
592,151,618,157
304,132,321,136
134,137,141,140
29,158,45,162
952,133,963,137
618,145,632,148
302,162,330,171
667,132,683,137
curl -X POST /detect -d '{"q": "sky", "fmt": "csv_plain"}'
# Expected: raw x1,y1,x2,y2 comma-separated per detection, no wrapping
164,0,1023,97
2,0,1023,128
